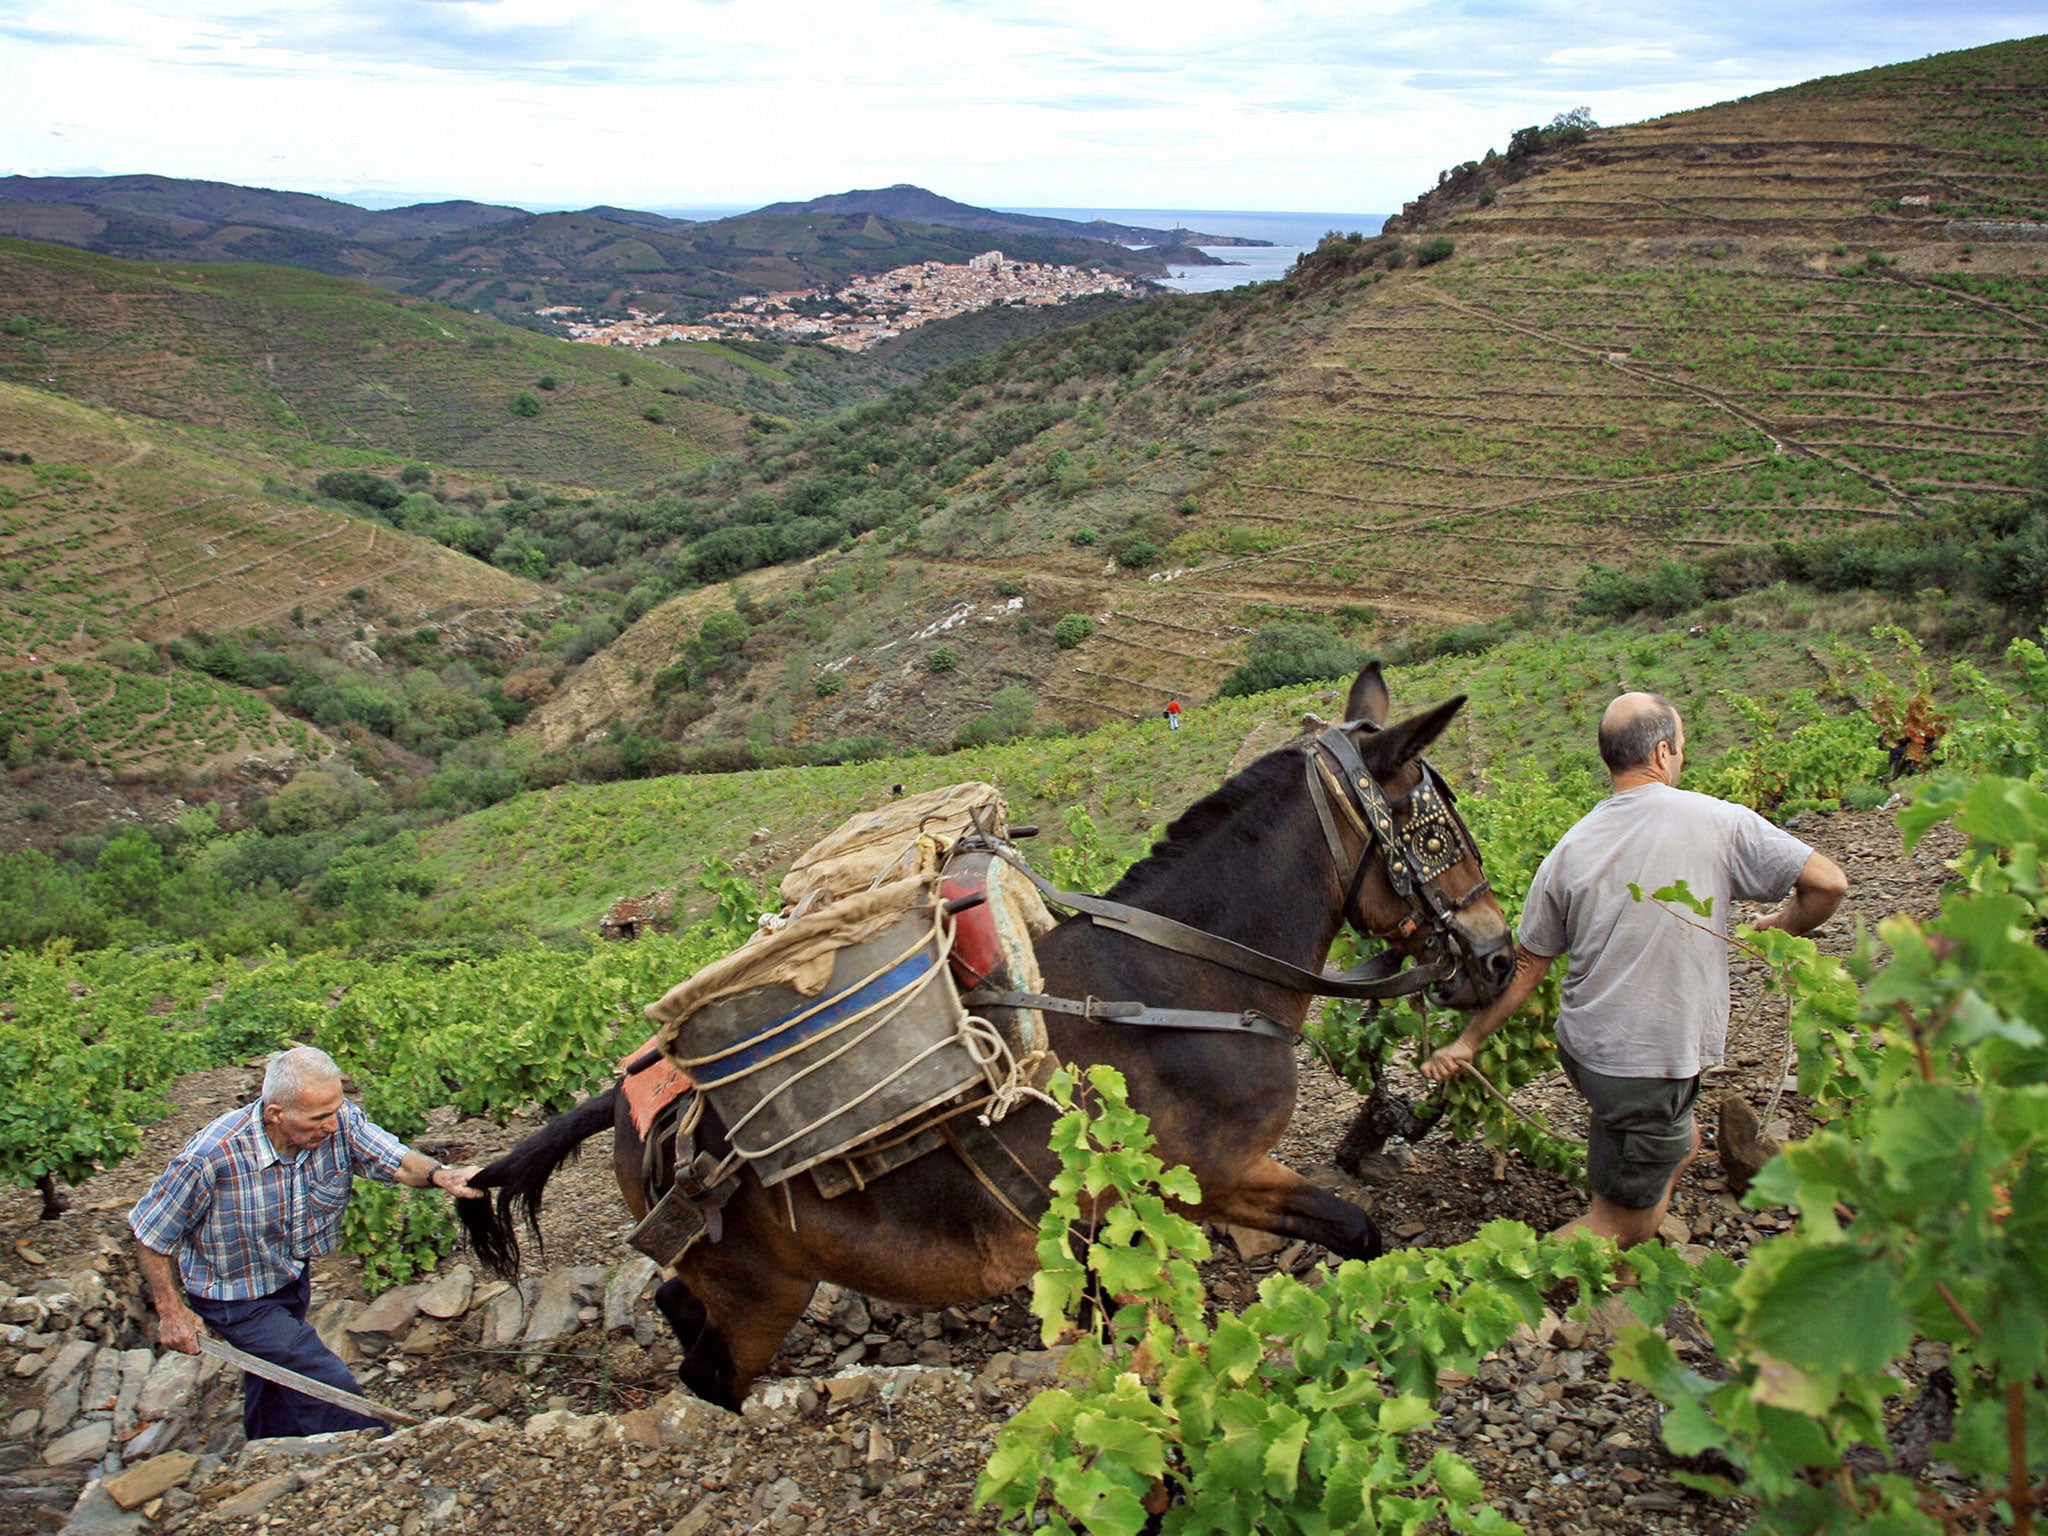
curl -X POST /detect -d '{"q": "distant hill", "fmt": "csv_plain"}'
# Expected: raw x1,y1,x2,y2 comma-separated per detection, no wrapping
0,175,1188,325
0,174,525,240
750,184,1267,249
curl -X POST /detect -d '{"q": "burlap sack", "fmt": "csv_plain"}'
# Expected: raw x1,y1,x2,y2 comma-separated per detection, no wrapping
778,782,1009,906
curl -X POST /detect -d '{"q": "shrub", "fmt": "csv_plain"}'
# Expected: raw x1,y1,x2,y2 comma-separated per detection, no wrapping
398,463,431,485
1416,236,1456,266
1575,559,1706,620
643,406,666,424
954,685,1036,749
1117,540,1159,569
313,470,404,511
510,391,541,418
1052,614,1094,650
1218,623,1365,697
535,375,557,391
1068,527,1098,547
927,645,958,674
814,672,844,697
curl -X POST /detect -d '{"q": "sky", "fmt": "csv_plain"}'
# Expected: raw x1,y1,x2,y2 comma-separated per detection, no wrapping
3,1,2041,216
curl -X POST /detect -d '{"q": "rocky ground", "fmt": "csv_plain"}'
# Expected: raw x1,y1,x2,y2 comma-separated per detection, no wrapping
0,807,1966,1535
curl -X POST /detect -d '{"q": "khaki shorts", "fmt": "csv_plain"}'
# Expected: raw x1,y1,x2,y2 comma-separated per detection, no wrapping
1558,1047,1699,1210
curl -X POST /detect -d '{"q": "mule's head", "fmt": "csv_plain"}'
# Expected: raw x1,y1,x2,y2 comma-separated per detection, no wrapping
1319,662,1513,1011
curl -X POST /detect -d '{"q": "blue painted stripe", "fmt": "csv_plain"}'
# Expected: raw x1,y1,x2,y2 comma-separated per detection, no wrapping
697,951,936,1084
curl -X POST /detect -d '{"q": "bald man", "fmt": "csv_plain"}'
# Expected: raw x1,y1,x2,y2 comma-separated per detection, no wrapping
1423,693,1847,1246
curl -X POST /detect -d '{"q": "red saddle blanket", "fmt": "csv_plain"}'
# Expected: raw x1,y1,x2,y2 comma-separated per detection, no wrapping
618,1034,693,1139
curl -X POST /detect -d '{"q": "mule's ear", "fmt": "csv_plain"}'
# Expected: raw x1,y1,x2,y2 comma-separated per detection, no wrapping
1344,662,1390,728
1358,695,1465,775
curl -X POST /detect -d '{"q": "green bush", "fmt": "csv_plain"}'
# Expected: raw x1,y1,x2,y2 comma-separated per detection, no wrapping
813,672,845,697
510,391,542,418
1575,559,1706,620
954,685,1036,749
398,463,431,485
1052,614,1095,649
1117,540,1160,569
1218,623,1364,697
927,645,958,674
1416,236,1456,266
1068,527,1098,547
313,470,404,511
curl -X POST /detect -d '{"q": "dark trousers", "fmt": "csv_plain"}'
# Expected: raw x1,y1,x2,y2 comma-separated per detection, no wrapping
189,1268,385,1441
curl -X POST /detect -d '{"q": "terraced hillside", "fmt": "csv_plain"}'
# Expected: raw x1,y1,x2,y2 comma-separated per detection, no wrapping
1391,37,2048,237
0,383,548,774
0,239,749,488
715,35,2048,730
0,384,537,658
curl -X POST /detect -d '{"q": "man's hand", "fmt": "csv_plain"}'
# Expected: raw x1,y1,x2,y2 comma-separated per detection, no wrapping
1422,1038,1477,1083
432,1164,485,1199
157,1303,206,1356
1753,851,1849,938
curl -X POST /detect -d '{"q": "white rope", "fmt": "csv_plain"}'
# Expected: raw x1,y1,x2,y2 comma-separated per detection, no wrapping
957,1013,1060,1124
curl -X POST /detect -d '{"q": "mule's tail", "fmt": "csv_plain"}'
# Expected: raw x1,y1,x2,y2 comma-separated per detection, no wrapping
458,1086,619,1278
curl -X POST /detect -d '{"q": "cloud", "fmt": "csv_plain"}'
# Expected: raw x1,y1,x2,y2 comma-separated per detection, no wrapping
0,0,2038,209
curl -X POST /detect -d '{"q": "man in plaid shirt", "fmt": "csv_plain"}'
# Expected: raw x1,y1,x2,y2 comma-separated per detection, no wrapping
129,1047,481,1440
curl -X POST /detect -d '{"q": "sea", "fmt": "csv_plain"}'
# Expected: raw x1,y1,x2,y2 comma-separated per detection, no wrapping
1005,208,1387,292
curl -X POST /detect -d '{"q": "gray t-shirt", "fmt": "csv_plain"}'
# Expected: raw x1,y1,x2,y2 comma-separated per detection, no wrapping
1518,783,1812,1079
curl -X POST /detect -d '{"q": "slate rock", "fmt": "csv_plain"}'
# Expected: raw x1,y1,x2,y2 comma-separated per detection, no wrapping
415,1266,474,1321
111,1348,152,1438
521,1267,608,1347
479,1286,525,1350
344,1284,427,1354
121,1419,181,1463
59,1478,143,1536
103,1450,199,1510
136,1351,200,1421
604,1258,660,1333
213,1471,301,1520
311,1298,364,1369
41,1339,96,1401
81,1345,123,1413
43,1419,112,1466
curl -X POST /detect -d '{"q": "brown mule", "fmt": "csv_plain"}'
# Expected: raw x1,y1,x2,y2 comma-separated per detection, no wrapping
458,664,1511,1409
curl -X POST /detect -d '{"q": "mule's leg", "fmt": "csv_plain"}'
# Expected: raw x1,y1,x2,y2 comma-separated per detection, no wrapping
673,1239,816,1411
653,1277,708,1355
35,1174,69,1221
1199,1155,1382,1262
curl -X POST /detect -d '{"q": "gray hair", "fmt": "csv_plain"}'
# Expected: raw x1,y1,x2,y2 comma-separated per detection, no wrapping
262,1046,342,1108
1598,693,1681,773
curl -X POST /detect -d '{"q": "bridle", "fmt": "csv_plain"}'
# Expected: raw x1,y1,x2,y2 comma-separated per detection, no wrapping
1304,723,1496,981
958,725,1498,1044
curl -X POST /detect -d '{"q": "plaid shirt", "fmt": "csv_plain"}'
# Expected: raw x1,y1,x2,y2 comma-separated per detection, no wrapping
128,1099,409,1301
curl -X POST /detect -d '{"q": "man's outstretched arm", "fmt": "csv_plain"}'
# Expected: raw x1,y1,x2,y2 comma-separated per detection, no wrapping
1422,945,1558,1082
1751,851,1848,937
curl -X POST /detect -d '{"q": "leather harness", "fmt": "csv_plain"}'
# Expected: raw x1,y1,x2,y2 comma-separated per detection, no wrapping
960,724,1494,1044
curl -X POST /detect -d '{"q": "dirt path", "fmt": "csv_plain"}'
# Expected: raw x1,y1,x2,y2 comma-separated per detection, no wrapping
0,807,1961,1536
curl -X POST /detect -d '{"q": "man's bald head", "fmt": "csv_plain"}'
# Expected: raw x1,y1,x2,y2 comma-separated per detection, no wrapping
1599,692,1682,775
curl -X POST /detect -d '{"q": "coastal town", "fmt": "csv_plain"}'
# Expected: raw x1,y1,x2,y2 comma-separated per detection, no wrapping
540,250,1141,353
